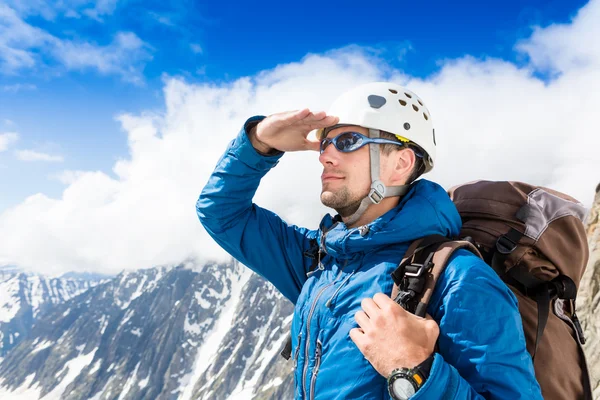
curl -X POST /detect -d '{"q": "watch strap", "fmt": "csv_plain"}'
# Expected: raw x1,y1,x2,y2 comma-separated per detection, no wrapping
414,353,434,381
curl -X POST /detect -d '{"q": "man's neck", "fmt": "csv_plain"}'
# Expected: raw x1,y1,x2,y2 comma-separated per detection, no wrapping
344,197,400,229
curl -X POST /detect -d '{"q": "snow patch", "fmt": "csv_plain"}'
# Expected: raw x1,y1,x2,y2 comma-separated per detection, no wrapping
261,377,283,392
89,359,102,375
282,313,293,326
0,372,41,399
138,374,150,389
194,291,211,309
207,287,227,300
0,275,21,323
179,264,251,400
88,374,115,400
117,362,140,400
97,314,109,335
184,314,207,336
119,309,135,329
31,340,53,354
229,302,290,399
44,348,98,399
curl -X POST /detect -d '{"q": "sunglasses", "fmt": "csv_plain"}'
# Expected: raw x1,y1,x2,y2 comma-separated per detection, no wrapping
320,131,411,154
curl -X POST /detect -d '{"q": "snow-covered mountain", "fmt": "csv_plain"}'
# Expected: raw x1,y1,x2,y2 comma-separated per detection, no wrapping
0,262,294,400
0,269,103,360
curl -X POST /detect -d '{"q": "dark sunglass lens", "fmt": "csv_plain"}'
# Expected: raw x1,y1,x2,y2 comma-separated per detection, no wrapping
336,132,362,152
320,139,331,153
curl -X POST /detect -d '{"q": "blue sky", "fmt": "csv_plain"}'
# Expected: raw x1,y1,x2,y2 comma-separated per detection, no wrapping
0,0,590,212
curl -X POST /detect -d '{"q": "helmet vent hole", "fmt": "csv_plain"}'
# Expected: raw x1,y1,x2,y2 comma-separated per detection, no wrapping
418,100,423,106
389,89,398,94
412,104,419,112
404,123,411,130
423,113,429,120
404,92,412,99
399,99,407,106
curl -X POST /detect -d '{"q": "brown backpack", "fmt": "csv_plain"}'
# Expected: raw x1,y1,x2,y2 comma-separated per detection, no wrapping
392,180,593,400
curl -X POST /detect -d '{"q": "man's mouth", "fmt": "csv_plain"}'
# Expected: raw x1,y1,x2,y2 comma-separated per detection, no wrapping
321,174,344,182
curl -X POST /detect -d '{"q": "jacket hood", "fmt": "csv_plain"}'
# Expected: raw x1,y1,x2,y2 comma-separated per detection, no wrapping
318,179,462,259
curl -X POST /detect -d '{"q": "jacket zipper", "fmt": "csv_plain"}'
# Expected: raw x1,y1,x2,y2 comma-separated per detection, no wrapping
309,339,323,400
325,270,355,308
301,264,346,399
293,332,302,369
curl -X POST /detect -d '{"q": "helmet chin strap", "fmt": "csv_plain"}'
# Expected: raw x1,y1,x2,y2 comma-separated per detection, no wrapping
343,128,410,227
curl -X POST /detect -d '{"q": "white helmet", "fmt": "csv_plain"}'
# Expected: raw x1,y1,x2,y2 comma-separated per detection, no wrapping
318,82,436,172
318,82,436,226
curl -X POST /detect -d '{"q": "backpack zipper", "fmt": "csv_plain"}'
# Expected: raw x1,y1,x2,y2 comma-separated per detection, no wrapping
309,339,323,400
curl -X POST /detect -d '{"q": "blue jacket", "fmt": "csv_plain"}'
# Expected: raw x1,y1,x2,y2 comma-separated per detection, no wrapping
197,117,543,400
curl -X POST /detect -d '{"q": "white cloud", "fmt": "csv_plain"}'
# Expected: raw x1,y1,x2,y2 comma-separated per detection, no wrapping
148,11,175,27
190,43,202,54
15,150,64,162
0,4,52,73
52,170,87,185
53,32,153,84
2,0,119,21
516,0,600,75
0,1,599,276
0,132,18,152
2,83,36,92
82,0,119,21
64,9,81,19
0,4,151,82
1,0,61,20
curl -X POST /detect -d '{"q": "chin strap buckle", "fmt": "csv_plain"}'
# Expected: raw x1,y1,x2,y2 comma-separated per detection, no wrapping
368,181,386,204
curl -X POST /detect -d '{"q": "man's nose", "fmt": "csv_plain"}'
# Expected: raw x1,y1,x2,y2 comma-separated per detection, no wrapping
319,142,339,166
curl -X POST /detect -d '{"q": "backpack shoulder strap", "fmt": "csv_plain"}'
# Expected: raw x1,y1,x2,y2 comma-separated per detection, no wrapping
419,240,482,310
391,236,482,317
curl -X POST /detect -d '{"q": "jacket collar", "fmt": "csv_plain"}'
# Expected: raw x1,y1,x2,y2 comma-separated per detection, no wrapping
317,179,462,260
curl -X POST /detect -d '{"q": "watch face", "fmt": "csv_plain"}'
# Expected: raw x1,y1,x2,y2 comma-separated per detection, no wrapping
392,378,416,400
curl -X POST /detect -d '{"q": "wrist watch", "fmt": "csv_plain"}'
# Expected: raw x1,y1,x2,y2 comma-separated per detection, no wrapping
387,354,434,400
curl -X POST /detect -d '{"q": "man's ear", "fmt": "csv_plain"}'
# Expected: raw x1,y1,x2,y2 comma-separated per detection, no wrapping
392,148,416,185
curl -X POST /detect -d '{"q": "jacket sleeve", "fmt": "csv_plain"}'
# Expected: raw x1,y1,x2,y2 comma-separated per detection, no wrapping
196,116,313,304
410,250,543,400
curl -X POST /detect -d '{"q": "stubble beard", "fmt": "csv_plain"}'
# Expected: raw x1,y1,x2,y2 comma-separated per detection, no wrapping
321,187,364,217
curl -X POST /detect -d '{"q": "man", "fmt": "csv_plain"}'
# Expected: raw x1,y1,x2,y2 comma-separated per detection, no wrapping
197,82,543,399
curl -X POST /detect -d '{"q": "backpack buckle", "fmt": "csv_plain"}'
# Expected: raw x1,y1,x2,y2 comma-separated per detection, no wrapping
404,252,435,278
496,234,517,254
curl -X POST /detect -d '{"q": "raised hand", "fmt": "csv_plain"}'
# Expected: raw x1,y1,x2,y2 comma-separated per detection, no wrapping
250,109,339,153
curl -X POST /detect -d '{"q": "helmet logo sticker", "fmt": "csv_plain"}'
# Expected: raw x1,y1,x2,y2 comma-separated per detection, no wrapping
368,95,386,109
